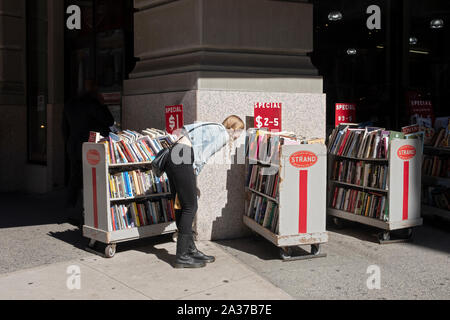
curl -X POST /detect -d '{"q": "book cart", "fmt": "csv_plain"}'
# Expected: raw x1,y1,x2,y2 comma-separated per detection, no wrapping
82,142,177,258
421,146,450,222
244,130,329,261
327,139,423,244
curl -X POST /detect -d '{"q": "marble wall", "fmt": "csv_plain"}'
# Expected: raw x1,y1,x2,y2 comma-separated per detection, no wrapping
123,89,326,240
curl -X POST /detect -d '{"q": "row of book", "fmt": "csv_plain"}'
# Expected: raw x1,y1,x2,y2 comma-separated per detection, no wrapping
331,187,388,221
430,127,450,148
247,194,280,234
422,156,450,178
246,164,280,199
422,186,449,211
109,170,171,200
246,130,283,164
110,199,175,231
331,160,389,190
100,130,176,165
408,115,449,148
246,129,323,164
328,125,407,159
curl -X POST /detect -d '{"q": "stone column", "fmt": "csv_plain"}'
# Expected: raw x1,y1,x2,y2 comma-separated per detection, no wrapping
0,0,27,191
123,0,326,240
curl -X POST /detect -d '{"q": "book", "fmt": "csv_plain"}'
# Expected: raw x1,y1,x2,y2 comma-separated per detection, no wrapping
331,186,387,220
109,170,170,200
109,199,176,231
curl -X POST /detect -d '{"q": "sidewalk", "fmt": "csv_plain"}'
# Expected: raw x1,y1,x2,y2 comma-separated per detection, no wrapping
0,240,292,300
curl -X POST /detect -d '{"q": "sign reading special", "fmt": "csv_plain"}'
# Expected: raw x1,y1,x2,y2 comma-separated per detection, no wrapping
397,145,417,161
254,102,282,132
289,151,318,168
166,105,184,135
335,103,356,127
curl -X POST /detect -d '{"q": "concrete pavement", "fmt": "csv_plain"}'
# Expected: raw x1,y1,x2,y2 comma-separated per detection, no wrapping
0,241,292,300
216,222,450,300
1,191,449,300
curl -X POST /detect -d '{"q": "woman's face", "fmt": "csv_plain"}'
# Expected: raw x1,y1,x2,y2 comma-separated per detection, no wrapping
230,129,243,141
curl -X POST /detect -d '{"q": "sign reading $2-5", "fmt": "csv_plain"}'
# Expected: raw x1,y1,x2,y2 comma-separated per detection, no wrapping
165,105,184,134
254,102,282,132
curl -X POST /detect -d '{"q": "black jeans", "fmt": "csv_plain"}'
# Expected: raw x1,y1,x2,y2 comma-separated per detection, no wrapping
165,144,197,235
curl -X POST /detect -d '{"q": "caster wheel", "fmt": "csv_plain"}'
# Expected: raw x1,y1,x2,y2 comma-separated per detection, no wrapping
405,228,414,240
379,231,390,242
172,232,178,243
332,217,345,229
311,244,321,256
105,244,117,259
279,247,293,260
88,239,96,249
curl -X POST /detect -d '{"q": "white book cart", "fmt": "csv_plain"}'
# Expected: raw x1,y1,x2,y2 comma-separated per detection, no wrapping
244,131,329,261
82,142,177,258
327,139,423,243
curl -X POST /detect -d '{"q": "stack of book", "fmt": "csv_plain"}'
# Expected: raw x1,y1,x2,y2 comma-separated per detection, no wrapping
247,194,279,233
331,160,389,190
100,130,177,165
110,199,175,231
246,164,280,199
328,124,407,159
330,187,388,221
109,170,171,199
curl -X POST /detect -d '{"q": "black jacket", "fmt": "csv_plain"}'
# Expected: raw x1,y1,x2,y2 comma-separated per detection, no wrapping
63,93,115,160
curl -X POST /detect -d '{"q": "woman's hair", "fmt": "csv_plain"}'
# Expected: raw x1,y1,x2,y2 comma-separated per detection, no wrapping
222,115,245,131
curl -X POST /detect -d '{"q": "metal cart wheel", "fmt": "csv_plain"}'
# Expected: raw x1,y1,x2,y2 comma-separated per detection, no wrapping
172,232,178,243
311,244,321,256
105,244,117,259
279,247,293,260
379,231,391,242
332,217,346,229
88,239,96,249
406,228,414,240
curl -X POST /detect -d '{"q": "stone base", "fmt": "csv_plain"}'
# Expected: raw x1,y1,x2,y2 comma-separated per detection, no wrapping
123,89,326,240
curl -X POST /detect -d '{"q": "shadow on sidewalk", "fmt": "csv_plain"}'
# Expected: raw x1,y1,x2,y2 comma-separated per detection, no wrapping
0,190,75,229
48,228,176,266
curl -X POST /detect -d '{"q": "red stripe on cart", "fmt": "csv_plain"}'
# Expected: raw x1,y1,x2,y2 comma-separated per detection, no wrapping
299,170,308,234
92,168,99,229
403,162,409,221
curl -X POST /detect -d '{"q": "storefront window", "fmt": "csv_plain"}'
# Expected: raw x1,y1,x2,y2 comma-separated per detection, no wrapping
27,0,48,164
64,0,135,128
311,0,450,131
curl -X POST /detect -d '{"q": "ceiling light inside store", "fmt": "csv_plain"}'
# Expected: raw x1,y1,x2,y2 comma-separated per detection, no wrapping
347,48,357,55
410,50,429,55
328,11,343,22
430,19,444,29
409,37,418,45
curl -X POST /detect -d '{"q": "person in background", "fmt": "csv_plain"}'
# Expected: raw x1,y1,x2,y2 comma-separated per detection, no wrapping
62,80,115,227
166,116,245,269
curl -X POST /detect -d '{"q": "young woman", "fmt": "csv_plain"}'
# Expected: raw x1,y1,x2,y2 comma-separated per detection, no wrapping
165,115,245,269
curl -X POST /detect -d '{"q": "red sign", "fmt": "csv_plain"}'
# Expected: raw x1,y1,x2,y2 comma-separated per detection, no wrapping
408,99,433,119
165,105,184,135
289,151,318,168
87,150,101,166
397,145,416,161
401,125,420,135
335,103,356,127
254,102,282,132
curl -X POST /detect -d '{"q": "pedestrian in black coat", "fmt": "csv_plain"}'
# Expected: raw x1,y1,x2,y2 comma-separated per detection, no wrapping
62,85,114,226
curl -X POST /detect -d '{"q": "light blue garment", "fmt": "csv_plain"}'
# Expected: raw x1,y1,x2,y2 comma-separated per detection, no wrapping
183,122,230,176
